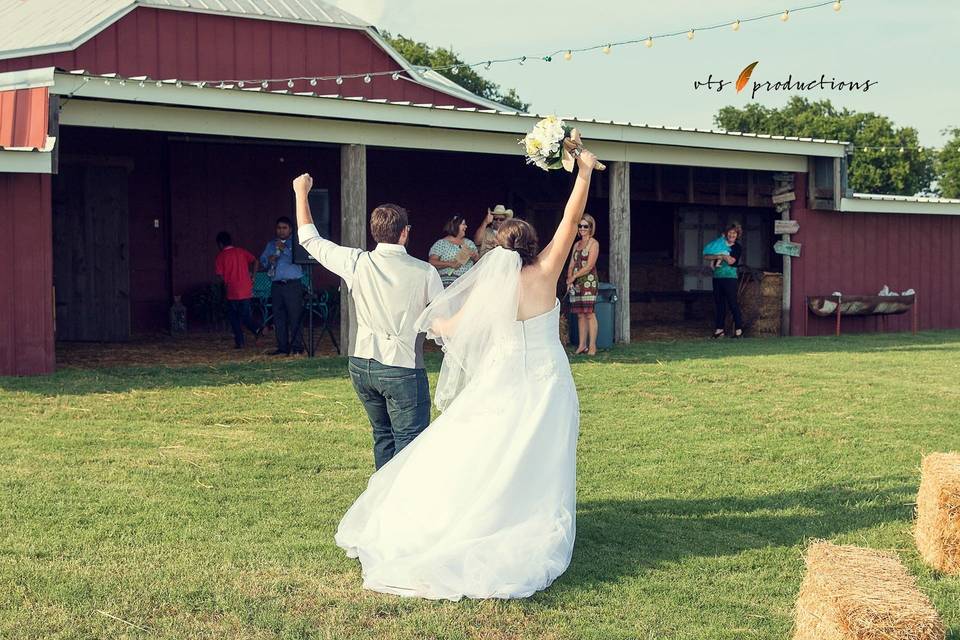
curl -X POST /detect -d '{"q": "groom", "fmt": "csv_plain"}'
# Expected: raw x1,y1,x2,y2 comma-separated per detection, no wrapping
292,174,444,470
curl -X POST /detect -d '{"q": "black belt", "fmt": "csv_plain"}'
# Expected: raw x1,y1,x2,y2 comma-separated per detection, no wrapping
272,279,300,285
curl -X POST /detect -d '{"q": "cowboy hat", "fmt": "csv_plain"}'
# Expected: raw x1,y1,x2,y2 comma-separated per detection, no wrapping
490,204,514,219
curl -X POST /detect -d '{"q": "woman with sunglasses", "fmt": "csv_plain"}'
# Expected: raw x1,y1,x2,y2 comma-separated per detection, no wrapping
566,214,600,355
428,214,480,287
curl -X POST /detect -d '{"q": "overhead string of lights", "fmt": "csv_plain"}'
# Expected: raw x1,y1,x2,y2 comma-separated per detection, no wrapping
79,0,847,91
847,145,940,155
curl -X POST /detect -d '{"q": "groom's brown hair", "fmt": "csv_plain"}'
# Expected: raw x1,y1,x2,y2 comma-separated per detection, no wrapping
370,203,409,244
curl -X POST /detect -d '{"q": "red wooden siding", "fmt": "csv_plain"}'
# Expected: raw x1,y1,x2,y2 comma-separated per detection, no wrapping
790,172,960,335
0,173,54,375
0,8,481,108
0,87,48,149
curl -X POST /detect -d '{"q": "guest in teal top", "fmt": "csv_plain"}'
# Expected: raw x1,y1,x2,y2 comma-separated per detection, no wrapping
706,224,744,338
428,215,480,287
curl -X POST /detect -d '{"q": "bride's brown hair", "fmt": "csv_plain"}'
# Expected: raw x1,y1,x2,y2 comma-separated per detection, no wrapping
497,218,539,266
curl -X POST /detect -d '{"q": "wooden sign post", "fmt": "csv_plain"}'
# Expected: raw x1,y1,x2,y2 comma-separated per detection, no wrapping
774,240,802,257
774,219,800,235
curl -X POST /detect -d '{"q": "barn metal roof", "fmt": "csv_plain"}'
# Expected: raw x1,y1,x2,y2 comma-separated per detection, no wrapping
0,0,369,61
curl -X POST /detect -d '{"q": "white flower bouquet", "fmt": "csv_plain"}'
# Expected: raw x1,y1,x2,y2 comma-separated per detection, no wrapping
520,116,606,172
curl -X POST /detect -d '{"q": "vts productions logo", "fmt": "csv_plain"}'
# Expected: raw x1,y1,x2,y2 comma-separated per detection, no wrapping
694,61,877,99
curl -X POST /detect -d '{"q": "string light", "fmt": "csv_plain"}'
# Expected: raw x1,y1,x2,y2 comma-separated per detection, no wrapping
86,0,847,92
175,80,183,88
155,80,162,87
139,80,146,88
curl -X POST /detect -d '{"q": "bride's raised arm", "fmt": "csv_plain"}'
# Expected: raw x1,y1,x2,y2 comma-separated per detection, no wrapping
537,151,598,281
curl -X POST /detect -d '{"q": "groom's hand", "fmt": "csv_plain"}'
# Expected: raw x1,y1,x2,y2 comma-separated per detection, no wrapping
293,173,313,197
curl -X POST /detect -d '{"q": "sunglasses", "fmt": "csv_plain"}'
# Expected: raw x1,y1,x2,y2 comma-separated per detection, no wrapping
578,224,591,229
492,216,507,222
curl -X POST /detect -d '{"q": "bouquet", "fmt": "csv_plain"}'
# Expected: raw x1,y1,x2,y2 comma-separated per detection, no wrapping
520,116,606,172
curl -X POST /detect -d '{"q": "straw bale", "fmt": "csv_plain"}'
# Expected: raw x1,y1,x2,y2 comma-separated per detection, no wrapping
915,452,960,574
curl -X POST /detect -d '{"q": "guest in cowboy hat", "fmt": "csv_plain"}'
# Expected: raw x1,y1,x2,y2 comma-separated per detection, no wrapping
474,204,513,258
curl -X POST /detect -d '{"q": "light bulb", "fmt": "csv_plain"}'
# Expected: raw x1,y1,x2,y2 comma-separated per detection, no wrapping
335,76,343,85
451,65,459,75
391,72,400,80
563,50,573,61
119,79,126,86
543,55,552,62
602,45,611,55
218,82,225,89
309,78,317,86
175,80,183,88
238,81,245,88
519,56,527,65
155,80,162,87
780,10,789,21
833,0,841,10
645,37,653,48
139,81,146,88
261,80,269,88
485,61,492,70
363,74,372,84
732,20,741,31
104,79,111,86
287,79,294,88
687,29,695,40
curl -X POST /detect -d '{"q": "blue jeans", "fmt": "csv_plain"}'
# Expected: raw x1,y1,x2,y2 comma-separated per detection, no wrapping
348,357,431,470
226,299,260,347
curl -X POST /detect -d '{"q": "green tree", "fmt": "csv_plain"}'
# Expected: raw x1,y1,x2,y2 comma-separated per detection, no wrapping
383,32,530,112
714,97,936,196
936,127,960,198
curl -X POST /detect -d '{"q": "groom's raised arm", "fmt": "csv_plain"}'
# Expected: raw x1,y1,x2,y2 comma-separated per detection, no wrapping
293,173,362,287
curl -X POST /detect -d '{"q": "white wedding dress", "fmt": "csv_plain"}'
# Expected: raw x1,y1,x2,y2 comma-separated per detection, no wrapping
335,248,579,601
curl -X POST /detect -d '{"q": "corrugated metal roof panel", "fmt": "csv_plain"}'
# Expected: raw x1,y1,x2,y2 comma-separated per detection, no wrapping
0,87,49,150
0,0,367,60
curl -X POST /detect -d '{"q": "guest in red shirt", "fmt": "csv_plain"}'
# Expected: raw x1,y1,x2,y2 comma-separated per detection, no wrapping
215,231,262,348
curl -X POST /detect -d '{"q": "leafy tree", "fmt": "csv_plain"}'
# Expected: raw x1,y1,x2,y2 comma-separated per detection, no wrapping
936,127,960,198
714,97,936,196
382,32,530,112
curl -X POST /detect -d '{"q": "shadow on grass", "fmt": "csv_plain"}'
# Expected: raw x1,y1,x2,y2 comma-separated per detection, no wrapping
555,478,916,595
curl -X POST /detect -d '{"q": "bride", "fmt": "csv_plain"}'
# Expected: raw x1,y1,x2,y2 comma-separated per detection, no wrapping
335,149,599,601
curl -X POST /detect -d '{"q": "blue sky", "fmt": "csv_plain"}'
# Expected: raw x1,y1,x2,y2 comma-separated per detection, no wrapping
336,0,959,147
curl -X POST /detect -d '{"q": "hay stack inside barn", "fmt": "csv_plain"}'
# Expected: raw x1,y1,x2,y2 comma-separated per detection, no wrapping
793,541,945,640
915,452,960,574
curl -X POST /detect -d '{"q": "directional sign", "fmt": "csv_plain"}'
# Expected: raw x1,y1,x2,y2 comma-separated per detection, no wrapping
774,240,802,257
774,220,800,235
772,191,796,204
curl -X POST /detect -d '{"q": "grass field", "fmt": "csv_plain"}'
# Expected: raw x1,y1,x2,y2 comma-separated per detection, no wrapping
2,332,959,639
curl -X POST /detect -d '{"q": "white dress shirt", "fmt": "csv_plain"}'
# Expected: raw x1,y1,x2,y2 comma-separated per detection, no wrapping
299,223,444,369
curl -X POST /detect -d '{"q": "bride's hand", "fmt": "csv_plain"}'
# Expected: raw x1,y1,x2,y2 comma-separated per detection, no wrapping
576,150,598,173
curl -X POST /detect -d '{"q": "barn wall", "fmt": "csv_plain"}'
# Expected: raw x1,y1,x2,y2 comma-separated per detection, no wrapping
0,7,480,108
167,138,342,300
0,172,54,375
790,172,960,335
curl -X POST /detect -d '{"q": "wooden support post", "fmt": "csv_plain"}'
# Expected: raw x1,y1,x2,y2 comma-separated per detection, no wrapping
340,144,366,355
608,161,631,344
780,208,792,337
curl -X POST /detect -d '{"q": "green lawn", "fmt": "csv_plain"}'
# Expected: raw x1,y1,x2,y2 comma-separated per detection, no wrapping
2,332,959,639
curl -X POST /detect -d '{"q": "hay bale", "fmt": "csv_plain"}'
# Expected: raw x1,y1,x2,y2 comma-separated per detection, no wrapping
793,541,945,640
915,452,960,574
760,272,783,297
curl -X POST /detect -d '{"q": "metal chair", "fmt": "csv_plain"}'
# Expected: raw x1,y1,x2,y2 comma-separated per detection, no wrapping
252,272,273,328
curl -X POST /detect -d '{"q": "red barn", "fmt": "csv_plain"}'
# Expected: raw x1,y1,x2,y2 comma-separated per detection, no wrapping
1,0,959,376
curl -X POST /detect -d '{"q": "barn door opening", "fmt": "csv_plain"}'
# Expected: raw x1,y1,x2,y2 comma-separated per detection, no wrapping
52,163,131,342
